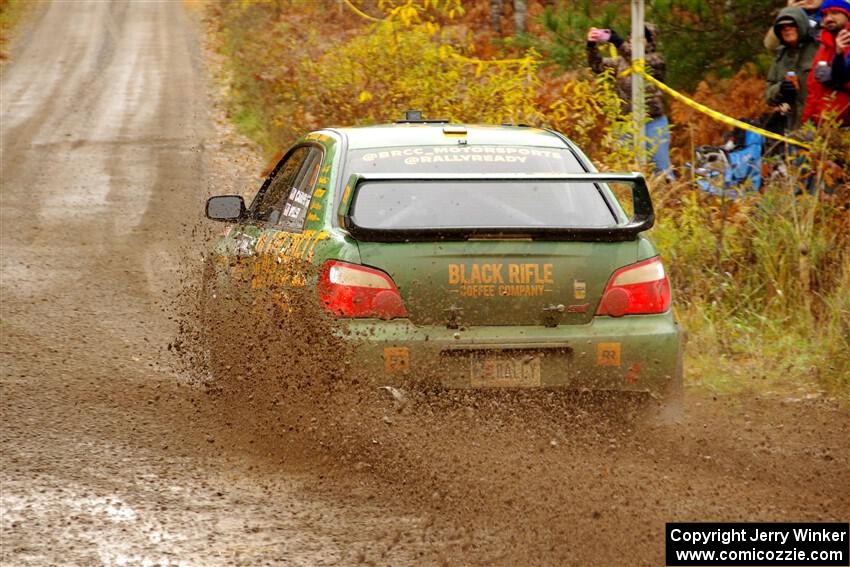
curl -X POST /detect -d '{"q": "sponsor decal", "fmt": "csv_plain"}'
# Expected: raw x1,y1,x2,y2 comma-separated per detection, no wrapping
290,188,312,207
250,230,330,289
360,146,565,166
596,342,621,367
447,262,554,298
305,133,332,142
282,203,302,220
383,347,410,373
573,279,586,299
234,233,257,257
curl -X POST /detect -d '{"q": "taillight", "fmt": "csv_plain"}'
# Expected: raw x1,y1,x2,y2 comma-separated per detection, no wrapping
596,256,671,317
318,260,407,319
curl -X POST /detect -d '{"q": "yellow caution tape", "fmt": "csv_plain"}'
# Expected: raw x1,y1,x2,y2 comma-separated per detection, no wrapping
450,53,535,67
623,60,812,151
342,0,382,22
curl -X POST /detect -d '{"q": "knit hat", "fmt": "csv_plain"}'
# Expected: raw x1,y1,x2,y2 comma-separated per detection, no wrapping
819,0,850,19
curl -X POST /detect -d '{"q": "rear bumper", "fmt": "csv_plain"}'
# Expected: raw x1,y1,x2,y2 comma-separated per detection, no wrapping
340,313,683,395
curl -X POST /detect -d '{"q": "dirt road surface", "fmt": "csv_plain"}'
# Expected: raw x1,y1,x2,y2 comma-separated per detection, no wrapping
1,2,848,566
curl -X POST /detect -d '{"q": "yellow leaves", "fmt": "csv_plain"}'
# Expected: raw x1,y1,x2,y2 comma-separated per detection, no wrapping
370,0,464,26
546,71,630,169
296,4,543,129
386,4,421,27
423,21,439,35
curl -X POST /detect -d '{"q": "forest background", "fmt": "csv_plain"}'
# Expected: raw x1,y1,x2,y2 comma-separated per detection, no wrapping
208,0,849,399
5,0,845,397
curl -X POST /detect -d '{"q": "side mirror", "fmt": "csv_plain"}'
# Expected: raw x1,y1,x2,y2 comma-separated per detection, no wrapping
206,195,245,221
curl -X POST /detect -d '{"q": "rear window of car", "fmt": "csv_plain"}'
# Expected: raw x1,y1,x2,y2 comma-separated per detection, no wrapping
347,145,585,175
349,179,617,230
344,146,615,230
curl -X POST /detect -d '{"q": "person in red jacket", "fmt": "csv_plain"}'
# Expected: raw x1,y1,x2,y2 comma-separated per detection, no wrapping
801,0,850,126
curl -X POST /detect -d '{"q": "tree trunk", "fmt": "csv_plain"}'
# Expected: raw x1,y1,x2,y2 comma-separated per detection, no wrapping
490,0,503,33
513,0,527,34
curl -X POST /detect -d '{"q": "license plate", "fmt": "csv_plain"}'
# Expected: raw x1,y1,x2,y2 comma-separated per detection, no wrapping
469,352,542,387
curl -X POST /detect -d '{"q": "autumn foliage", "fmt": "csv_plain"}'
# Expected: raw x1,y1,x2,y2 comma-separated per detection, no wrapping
209,0,544,151
669,65,770,148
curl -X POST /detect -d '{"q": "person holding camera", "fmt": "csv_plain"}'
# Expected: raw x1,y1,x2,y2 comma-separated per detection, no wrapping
765,7,820,131
586,24,674,177
802,0,850,126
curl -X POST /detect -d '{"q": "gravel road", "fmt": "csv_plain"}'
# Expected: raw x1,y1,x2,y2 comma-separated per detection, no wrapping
1,2,847,566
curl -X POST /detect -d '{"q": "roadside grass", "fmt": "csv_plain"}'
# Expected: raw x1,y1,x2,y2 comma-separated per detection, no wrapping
202,1,306,156
652,169,850,403
683,308,849,402
230,106,270,152
0,0,31,62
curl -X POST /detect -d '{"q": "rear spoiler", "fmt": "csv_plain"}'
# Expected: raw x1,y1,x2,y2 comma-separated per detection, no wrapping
338,172,654,242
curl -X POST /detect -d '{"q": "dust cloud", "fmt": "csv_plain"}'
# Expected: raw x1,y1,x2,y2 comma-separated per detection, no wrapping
168,249,850,566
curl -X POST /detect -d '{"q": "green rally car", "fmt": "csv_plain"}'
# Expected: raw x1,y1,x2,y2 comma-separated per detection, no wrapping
204,115,683,403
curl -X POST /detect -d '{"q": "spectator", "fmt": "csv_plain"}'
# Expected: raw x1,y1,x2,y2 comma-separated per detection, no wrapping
765,7,820,131
802,0,850,126
586,24,674,177
827,22,850,83
765,0,822,50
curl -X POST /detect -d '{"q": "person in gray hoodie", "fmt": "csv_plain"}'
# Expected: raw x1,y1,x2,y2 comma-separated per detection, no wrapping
765,6,820,131
764,0,822,50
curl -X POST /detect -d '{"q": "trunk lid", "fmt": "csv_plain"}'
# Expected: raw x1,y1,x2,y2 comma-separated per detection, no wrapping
356,240,638,326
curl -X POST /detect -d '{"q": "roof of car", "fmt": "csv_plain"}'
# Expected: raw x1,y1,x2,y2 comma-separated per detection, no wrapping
325,123,569,150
